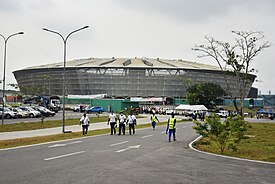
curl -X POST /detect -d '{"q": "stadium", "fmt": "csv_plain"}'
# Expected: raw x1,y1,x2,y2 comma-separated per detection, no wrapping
13,57,256,101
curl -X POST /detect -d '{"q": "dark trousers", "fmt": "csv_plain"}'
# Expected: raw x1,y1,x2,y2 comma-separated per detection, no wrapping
151,121,156,129
129,124,135,135
82,125,89,135
118,123,125,135
168,129,176,141
110,122,116,135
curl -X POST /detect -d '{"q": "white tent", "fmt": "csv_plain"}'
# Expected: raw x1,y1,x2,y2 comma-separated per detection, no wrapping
175,104,208,111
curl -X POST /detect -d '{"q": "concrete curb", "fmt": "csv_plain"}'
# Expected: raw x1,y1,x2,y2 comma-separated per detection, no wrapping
189,135,275,165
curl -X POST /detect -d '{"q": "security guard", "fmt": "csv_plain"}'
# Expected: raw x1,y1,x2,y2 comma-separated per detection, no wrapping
166,113,176,142
150,113,159,130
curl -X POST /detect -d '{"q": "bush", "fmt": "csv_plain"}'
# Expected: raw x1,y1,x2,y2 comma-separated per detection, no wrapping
193,115,248,154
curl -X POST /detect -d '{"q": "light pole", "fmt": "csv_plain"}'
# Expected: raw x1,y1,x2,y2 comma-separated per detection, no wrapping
42,26,89,133
1,32,24,125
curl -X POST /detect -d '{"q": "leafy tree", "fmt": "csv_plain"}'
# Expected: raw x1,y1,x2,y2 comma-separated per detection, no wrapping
193,115,248,154
192,31,270,118
186,83,227,109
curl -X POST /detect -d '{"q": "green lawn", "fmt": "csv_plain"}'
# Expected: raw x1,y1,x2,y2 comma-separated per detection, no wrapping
194,123,275,162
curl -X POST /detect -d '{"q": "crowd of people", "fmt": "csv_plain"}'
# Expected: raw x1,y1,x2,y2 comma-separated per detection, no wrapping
79,111,177,142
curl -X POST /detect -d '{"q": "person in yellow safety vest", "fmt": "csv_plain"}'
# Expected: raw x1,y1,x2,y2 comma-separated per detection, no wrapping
166,113,176,142
150,113,159,130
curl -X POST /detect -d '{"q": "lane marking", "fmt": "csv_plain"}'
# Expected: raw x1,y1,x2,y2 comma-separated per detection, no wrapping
141,134,153,139
110,141,129,147
48,141,82,148
160,131,166,134
182,126,187,128
67,141,82,145
116,145,140,153
48,144,66,148
44,151,85,161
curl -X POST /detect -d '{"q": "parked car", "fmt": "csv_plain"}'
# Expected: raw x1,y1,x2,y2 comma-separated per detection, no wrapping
18,106,41,118
12,108,29,118
32,106,55,117
164,108,176,115
0,107,18,119
72,105,86,112
215,110,229,118
85,106,104,113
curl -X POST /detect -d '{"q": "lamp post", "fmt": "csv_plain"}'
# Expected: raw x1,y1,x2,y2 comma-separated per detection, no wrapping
42,26,89,133
1,32,24,125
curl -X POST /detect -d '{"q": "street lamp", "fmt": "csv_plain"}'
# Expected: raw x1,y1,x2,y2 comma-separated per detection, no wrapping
1,32,24,125
42,26,89,133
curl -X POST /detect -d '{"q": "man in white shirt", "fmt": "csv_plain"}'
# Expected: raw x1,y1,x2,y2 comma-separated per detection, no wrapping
126,112,137,135
118,112,126,135
79,113,90,135
108,111,117,135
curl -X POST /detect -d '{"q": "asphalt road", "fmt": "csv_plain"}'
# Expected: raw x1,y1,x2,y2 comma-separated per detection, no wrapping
0,122,274,184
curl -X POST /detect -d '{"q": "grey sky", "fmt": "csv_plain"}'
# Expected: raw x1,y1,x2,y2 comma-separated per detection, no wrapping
0,0,274,94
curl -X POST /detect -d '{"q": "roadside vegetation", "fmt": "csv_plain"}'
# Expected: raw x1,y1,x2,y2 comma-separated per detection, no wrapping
193,122,275,162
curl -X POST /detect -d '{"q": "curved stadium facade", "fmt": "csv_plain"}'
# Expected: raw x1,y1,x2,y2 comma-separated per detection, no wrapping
13,57,256,99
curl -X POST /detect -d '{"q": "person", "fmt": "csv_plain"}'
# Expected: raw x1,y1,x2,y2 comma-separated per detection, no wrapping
127,112,137,135
108,111,117,135
118,112,126,135
166,113,176,142
79,113,90,135
150,113,159,130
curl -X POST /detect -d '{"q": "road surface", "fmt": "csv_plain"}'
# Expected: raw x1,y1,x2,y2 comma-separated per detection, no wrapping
0,122,274,184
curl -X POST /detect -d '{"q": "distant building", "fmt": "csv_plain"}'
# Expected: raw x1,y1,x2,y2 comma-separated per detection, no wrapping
13,57,256,101
258,95,275,107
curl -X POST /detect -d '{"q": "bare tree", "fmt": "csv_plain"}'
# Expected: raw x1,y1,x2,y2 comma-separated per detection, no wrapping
192,31,271,118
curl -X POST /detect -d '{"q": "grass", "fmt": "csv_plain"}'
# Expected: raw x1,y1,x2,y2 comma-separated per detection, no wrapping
0,121,172,149
194,123,275,162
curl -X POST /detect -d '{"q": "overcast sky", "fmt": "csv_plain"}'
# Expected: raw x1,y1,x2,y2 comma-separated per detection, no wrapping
0,0,274,94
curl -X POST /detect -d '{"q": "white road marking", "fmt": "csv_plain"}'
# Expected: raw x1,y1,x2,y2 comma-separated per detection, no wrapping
67,141,82,145
48,141,82,148
160,131,166,134
116,145,140,153
44,151,85,161
182,126,187,128
110,141,129,147
141,134,153,139
48,144,66,148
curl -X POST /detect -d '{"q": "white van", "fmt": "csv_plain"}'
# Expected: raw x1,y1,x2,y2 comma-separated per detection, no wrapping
215,110,229,118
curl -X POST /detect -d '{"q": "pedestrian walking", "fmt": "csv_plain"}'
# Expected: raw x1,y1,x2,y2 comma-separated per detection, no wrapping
108,111,117,135
79,113,90,135
118,112,126,135
127,112,137,135
166,113,176,142
150,113,159,130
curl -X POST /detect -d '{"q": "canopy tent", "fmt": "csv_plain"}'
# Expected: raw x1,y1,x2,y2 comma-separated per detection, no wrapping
175,104,208,111
257,109,266,114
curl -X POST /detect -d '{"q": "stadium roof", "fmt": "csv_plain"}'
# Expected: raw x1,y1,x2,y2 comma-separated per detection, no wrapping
24,57,222,71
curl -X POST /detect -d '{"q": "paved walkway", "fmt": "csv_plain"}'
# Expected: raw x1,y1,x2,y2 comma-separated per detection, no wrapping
0,114,172,140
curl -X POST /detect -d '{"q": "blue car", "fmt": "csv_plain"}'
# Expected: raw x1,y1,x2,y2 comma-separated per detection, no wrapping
85,106,104,113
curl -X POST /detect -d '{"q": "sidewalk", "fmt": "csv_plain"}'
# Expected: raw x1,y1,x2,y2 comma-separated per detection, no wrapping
0,114,171,140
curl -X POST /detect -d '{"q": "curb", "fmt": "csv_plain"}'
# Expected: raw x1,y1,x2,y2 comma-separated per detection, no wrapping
189,136,275,165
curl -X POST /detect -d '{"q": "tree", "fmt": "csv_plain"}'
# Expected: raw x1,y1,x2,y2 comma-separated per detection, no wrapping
193,31,270,118
193,115,248,154
186,83,227,109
